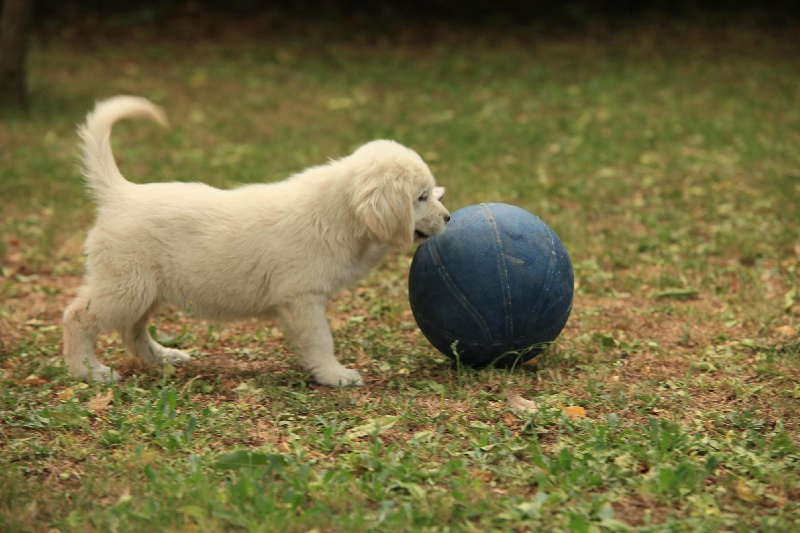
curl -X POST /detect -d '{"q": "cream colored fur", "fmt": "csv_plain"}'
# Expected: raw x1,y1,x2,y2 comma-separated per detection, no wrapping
63,96,450,386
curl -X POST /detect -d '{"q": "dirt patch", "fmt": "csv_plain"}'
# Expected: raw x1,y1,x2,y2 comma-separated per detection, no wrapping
2,243,797,447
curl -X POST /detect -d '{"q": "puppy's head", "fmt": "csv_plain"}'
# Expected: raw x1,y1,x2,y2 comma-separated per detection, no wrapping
351,140,450,248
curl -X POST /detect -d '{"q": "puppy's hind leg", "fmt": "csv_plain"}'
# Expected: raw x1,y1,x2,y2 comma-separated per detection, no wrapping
276,297,363,387
63,292,121,382
121,309,192,367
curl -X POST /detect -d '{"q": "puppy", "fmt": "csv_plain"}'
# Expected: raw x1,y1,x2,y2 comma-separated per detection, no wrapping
63,96,450,386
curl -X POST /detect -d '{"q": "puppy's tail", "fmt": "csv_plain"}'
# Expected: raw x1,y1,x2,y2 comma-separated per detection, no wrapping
79,95,168,202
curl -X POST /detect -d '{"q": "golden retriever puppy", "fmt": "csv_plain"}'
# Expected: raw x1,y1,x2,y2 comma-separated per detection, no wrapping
63,96,450,386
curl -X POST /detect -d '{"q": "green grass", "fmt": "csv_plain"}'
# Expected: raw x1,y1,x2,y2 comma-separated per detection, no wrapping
2,12,800,532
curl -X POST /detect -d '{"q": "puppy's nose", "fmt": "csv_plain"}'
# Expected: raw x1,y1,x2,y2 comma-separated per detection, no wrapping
444,214,451,223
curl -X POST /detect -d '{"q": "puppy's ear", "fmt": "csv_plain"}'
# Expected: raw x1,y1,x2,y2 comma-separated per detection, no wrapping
433,187,445,201
355,178,415,249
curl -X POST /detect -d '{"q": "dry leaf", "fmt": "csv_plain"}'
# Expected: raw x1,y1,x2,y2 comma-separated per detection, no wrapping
735,479,761,503
117,487,132,504
564,406,587,420
503,412,519,428
329,316,347,331
507,393,539,413
88,388,114,413
774,325,796,339
472,471,492,482
57,387,75,401
345,416,399,440
355,349,371,367
783,286,797,312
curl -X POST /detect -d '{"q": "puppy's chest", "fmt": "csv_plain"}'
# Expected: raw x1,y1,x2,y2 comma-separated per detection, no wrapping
336,244,388,285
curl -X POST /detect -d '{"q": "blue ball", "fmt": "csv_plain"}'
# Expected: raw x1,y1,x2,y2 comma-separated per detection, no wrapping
408,203,574,367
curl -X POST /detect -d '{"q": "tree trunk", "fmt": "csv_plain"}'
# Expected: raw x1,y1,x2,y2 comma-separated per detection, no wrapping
0,0,34,110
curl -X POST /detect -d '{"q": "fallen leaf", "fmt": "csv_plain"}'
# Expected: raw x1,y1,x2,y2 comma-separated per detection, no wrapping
783,286,797,312
649,288,699,300
345,415,399,440
213,451,286,471
691,361,717,372
614,452,635,468
88,389,114,413
329,316,347,330
564,406,587,420
355,349,370,366
118,489,132,504
774,325,796,339
503,412,518,427
507,393,539,413
57,387,75,401
327,96,354,110
411,430,434,443
736,479,761,503
472,471,492,482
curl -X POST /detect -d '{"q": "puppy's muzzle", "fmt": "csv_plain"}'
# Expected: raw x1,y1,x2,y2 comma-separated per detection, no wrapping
415,214,450,241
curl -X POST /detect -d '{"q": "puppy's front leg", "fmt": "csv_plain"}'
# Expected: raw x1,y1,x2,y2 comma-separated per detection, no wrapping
276,297,363,387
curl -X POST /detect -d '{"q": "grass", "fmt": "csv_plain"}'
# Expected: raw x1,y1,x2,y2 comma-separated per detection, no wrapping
2,9,800,532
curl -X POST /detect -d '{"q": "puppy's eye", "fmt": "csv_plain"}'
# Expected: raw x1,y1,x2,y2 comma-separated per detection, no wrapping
418,193,428,202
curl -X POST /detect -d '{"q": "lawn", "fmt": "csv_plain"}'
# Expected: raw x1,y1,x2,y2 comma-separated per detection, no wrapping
1,6,799,532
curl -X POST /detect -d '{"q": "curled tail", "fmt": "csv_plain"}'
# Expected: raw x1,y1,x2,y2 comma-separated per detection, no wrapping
79,95,168,202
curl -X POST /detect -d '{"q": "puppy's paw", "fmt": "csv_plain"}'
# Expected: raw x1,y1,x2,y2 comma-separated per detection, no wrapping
158,348,192,366
72,364,121,383
145,347,192,366
313,366,364,387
